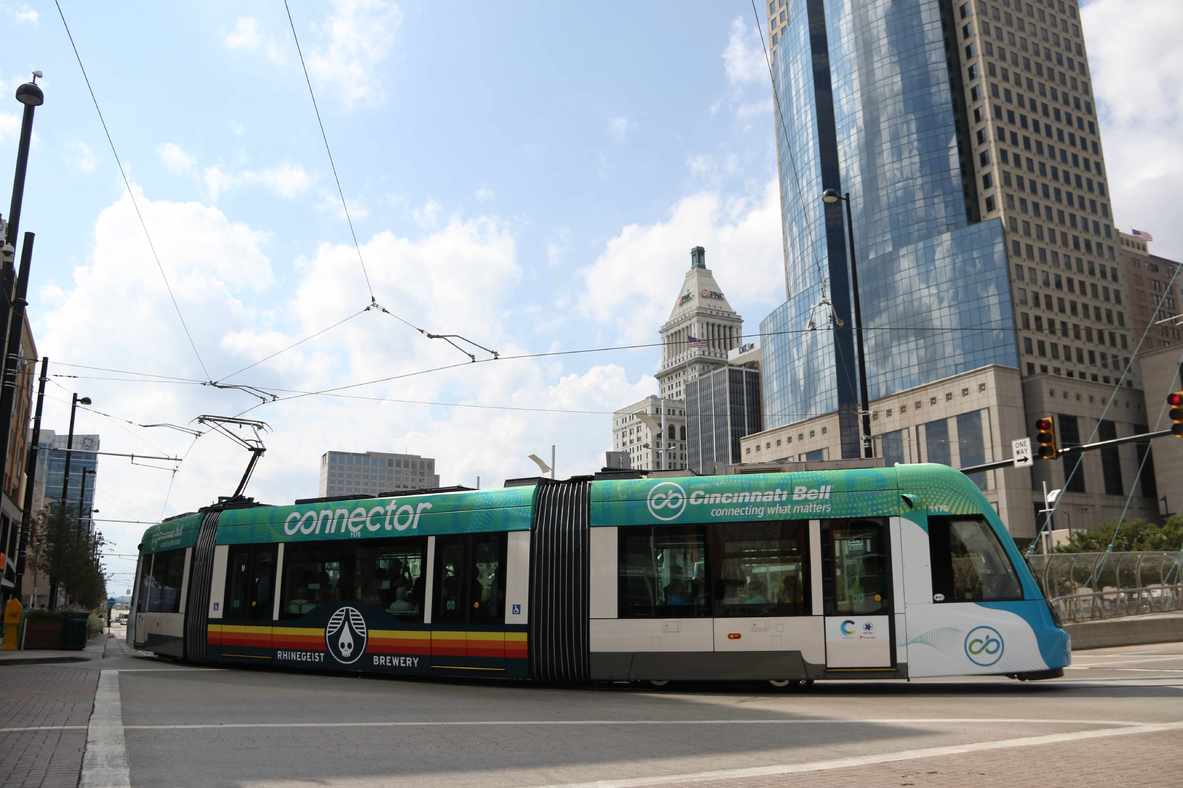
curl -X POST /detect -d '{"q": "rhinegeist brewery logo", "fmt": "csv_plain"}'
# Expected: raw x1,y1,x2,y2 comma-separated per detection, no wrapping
325,606,368,665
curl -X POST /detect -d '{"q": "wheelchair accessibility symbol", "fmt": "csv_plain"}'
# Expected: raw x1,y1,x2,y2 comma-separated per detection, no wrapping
964,625,1004,666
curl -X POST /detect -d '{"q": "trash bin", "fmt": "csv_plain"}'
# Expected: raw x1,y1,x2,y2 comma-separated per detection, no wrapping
62,611,89,651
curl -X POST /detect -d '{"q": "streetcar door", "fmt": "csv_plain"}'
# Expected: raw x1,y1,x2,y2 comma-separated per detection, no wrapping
223,544,277,652
821,519,894,669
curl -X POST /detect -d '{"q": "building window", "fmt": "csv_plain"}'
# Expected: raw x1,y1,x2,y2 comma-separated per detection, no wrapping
925,419,951,466
1098,420,1123,496
1059,414,1086,493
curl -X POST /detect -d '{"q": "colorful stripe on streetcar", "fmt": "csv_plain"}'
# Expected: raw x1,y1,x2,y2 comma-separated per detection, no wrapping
207,623,528,674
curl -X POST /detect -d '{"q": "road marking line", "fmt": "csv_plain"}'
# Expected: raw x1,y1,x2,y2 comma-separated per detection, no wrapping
553,720,1183,787
111,667,224,673
81,669,131,788
1067,655,1183,668
0,725,88,733
1069,667,1183,674
113,717,1141,732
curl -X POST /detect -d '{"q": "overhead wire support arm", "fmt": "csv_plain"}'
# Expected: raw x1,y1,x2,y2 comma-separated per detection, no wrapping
194,415,270,500
422,333,500,363
139,423,204,437
206,382,279,405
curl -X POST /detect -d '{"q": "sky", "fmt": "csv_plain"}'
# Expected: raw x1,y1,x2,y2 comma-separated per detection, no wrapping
0,0,1178,593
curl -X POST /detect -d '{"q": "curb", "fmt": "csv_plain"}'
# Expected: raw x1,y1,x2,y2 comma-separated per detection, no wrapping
0,655,90,665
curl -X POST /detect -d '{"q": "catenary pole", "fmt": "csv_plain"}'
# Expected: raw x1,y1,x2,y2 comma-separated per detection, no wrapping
48,393,82,609
841,194,874,459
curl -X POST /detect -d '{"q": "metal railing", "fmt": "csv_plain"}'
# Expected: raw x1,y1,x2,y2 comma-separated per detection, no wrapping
1026,551,1183,624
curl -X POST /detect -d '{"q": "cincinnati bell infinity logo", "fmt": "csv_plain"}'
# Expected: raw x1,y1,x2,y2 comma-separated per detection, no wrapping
326,606,368,665
646,481,687,521
964,625,1004,666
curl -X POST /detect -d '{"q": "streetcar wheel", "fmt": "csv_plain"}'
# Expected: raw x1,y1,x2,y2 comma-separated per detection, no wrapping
768,679,792,688
647,679,670,688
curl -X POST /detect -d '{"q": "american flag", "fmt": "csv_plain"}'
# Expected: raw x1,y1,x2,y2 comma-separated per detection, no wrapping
1131,229,1155,241
687,335,706,348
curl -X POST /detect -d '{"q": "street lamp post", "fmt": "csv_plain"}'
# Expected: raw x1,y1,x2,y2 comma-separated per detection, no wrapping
0,74,44,457
79,467,95,535
6,72,44,247
48,392,90,609
822,188,873,459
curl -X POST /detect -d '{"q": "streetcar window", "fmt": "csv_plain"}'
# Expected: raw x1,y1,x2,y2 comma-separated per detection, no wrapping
469,534,507,625
713,523,809,617
433,533,507,625
820,520,891,616
434,537,467,623
137,555,153,613
618,526,710,618
929,516,1023,602
362,540,426,620
280,542,353,619
280,538,427,621
146,548,185,613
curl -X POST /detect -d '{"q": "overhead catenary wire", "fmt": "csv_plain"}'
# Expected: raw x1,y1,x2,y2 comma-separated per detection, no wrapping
1025,261,1183,557
52,322,1022,407
216,304,372,382
1083,350,1182,584
280,1,497,363
281,0,379,306
54,0,212,381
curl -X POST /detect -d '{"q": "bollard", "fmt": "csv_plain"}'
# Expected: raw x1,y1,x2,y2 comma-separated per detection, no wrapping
3,597,22,650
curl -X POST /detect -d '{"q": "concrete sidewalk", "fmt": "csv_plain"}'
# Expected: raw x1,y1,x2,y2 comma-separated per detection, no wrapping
0,661,99,787
0,633,139,788
1066,611,1183,650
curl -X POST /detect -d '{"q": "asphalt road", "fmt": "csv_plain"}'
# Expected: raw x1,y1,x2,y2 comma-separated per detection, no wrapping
13,637,1183,787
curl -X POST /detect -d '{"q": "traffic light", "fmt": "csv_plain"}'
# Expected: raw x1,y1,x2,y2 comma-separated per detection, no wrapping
1035,416,1058,460
1170,391,1183,438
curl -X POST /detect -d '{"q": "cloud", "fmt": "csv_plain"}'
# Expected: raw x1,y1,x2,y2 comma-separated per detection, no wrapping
577,180,783,343
223,16,286,64
6,4,37,24
0,113,18,142
317,191,370,221
41,186,657,597
608,116,632,143
157,142,195,174
412,198,442,230
722,16,766,86
308,0,401,108
474,186,495,203
1082,0,1183,261
686,152,741,181
65,141,97,174
203,162,315,202
546,227,571,267
224,16,261,49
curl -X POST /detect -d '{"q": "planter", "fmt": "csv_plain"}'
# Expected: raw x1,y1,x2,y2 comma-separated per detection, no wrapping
22,617,64,649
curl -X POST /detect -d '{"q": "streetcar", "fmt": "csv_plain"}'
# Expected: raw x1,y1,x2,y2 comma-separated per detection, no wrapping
129,464,1070,684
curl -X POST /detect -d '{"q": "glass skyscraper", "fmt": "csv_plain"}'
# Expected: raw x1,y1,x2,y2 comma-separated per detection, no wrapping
37,430,101,531
762,0,1017,452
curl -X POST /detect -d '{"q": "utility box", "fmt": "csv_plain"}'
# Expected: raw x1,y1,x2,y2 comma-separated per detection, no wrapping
3,598,21,650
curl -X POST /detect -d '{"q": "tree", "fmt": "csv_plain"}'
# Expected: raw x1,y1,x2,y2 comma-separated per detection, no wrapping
1056,515,1183,553
42,505,107,609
